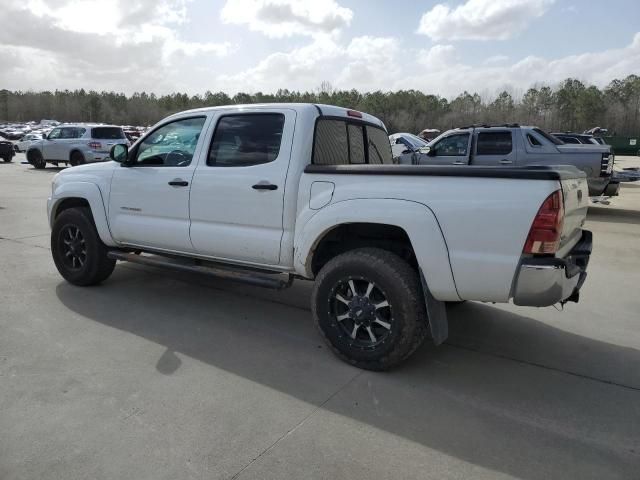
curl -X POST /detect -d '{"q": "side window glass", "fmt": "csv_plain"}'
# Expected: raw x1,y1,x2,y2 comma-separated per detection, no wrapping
433,134,469,156
59,128,73,139
366,126,393,164
527,134,542,146
135,117,206,167
476,132,512,155
208,114,285,167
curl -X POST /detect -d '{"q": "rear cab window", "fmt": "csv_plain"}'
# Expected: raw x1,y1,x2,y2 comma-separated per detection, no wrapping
92,127,125,140
312,118,392,165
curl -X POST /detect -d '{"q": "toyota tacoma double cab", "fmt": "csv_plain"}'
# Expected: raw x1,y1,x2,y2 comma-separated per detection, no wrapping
47,104,592,370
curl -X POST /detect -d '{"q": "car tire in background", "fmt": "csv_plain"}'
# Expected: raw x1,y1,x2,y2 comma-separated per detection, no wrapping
2,155,12,163
69,151,85,167
27,149,46,169
51,207,116,286
311,247,429,371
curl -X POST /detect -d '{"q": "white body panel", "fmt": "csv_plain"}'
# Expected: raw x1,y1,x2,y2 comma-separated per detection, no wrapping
189,108,296,265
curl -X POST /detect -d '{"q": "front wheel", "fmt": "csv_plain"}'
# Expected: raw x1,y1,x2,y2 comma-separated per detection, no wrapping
27,150,46,169
311,248,428,371
51,207,115,286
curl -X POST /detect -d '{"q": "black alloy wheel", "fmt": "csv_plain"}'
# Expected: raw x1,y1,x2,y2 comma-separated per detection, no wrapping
329,277,393,349
59,225,87,270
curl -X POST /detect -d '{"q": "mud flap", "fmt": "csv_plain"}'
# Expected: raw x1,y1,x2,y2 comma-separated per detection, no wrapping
419,269,448,345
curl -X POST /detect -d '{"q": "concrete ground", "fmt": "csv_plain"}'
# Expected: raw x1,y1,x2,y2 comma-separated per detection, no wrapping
1,154,639,480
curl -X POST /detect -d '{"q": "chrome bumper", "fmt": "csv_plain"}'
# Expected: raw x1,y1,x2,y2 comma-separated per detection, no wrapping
513,231,592,307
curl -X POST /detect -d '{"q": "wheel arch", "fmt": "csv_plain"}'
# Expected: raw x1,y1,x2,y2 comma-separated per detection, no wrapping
49,183,117,247
294,198,460,302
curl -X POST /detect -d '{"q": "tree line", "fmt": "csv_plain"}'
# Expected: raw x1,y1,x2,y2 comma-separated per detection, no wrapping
1,75,639,136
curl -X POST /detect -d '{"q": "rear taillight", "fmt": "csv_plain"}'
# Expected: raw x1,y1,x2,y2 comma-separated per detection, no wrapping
600,153,613,176
88,141,101,150
523,190,565,255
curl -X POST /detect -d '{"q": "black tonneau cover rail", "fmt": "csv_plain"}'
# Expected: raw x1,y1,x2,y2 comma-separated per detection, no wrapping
304,164,586,181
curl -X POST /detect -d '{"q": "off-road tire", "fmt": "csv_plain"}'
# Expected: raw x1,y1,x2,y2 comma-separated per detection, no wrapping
69,151,85,167
51,207,115,286
28,150,46,169
2,155,11,163
312,248,428,371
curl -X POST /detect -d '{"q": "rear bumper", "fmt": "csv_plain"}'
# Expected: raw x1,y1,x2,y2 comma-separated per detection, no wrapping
512,230,592,307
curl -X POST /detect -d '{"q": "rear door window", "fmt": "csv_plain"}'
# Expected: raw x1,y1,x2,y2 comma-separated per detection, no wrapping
208,114,285,167
476,132,512,155
92,127,125,139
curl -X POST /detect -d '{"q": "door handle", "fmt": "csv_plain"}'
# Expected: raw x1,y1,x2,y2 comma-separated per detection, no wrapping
168,179,189,187
500,159,513,164
252,183,278,191
453,161,466,165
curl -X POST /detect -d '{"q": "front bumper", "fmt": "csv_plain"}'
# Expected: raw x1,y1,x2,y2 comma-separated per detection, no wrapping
512,230,592,307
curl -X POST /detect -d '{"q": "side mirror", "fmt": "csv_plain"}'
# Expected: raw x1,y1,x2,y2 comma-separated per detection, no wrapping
110,143,129,164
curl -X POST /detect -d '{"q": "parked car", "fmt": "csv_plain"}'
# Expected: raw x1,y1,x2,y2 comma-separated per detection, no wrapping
47,104,592,370
404,124,617,197
551,132,601,145
14,133,43,152
0,138,15,162
389,132,430,163
26,124,128,169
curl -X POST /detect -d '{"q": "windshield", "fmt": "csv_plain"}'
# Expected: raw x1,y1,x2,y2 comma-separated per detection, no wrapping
403,133,429,149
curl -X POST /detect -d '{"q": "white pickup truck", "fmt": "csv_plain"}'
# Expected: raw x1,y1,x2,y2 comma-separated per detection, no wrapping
48,104,592,370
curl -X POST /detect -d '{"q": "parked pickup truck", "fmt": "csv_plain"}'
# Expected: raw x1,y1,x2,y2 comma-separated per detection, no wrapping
396,125,617,197
47,105,592,370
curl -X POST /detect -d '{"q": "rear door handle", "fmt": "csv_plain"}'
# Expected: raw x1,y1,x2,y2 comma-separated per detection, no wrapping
500,159,513,164
252,183,278,191
168,179,189,187
453,161,466,165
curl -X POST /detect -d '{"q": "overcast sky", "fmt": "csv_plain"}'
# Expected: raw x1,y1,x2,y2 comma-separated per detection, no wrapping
0,0,639,98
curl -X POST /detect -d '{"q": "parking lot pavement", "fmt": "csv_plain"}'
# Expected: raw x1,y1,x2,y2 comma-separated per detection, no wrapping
1,154,640,480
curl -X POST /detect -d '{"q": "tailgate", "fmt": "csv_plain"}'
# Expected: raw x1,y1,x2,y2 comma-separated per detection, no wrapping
558,176,589,257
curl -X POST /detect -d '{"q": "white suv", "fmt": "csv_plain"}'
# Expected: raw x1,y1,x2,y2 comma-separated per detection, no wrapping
26,124,128,169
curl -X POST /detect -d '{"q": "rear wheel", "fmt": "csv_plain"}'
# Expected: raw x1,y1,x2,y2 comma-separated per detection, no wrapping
28,150,46,169
69,151,85,167
2,155,11,163
312,248,428,371
51,207,115,286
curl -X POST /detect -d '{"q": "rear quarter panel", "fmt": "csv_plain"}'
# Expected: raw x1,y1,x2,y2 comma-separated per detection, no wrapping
296,172,560,302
